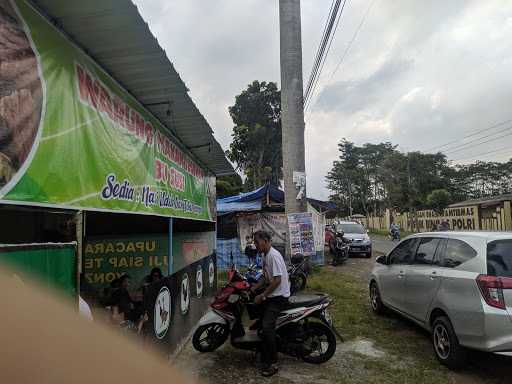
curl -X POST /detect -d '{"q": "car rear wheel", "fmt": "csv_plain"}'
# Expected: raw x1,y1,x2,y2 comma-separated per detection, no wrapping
432,316,467,369
369,281,385,314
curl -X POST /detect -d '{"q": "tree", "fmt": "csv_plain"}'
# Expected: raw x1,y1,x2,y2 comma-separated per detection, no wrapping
427,189,452,214
226,81,282,189
216,174,243,198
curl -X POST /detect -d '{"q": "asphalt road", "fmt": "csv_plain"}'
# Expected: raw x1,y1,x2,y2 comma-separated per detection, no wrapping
371,235,397,255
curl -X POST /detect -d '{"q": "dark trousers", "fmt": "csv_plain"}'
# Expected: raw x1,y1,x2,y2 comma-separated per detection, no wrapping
261,296,288,366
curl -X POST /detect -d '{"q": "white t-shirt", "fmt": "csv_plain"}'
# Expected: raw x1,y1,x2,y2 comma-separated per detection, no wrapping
263,247,290,298
79,296,94,321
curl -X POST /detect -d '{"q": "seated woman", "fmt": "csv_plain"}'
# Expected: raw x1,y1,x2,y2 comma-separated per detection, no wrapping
111,274,143,331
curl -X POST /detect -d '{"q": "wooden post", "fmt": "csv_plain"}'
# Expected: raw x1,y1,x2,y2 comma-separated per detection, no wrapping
504,201,512,230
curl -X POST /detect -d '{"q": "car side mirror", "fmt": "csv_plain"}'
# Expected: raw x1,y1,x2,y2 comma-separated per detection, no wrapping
376,255,387,265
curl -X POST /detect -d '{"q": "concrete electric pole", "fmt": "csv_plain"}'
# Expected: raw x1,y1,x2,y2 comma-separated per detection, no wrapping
279,0,307,214
279,0,307,258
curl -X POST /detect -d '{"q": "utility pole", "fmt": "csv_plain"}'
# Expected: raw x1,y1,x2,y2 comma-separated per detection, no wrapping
279,0,307,256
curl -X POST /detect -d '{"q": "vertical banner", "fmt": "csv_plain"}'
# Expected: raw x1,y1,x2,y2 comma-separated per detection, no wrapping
288,212,315,257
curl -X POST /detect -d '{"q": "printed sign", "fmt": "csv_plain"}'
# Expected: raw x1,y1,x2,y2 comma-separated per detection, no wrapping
83,236,168,292
0,0,215,221
237,212,287,250
180,273,190,315
208,259,215,288
154,286,171,339
411,206,479,231
288,212,316,257
196,265,203,298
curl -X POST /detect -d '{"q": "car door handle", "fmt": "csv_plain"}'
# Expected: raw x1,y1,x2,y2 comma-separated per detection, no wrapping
430,271,439,279
397,271,405,279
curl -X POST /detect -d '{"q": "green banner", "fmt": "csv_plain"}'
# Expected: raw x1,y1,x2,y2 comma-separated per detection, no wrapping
0,244,76,298
0,0,216,221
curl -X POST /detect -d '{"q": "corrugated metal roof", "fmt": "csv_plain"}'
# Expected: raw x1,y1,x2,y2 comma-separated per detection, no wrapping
31,0,234,176
449,193,512,208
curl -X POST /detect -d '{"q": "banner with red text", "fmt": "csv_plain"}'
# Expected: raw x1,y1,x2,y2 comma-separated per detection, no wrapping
0,0,215,221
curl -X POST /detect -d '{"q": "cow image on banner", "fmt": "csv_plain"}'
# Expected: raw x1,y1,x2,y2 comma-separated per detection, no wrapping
196,265,203,298
208,258,215,288
180,273,190,315
154,286,171,340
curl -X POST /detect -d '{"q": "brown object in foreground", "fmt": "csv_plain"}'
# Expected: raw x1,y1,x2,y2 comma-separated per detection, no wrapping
0,266,192,384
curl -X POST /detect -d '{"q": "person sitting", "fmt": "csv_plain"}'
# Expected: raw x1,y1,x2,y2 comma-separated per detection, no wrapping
111,274,143,330
141,267,163,292
244,236,258,264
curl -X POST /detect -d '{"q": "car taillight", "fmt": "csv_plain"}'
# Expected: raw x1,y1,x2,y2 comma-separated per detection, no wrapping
476,274,512,310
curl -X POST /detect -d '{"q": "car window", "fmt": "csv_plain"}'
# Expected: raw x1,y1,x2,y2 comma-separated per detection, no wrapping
441,239,477,268
336,223,365,234
388,239,418,265
487,240,512,277
414,238,441,265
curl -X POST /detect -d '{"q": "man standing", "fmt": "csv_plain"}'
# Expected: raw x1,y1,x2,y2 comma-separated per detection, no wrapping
252,230,290,377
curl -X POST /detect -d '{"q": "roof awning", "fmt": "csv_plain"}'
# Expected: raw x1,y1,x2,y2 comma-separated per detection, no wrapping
31,0,234,176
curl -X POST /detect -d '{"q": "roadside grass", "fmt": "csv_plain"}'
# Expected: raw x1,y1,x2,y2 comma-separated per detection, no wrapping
307,267,452,384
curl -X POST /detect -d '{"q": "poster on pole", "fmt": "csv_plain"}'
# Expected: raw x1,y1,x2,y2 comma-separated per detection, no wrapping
287,212,315,256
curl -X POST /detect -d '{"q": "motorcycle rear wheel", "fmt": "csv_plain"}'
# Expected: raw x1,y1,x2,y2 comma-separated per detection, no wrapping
192,323,229,352
300,322,337,364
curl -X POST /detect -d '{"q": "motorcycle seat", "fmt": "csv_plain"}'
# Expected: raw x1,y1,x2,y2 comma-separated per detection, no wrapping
285,294,327,309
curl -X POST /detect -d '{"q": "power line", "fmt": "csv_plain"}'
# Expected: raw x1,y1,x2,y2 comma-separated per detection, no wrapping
443,129,512,156
421,118,512,153
451,145,512,162
303,0,336,104
304,0,348,111
441,124,512,155
304,0,347,108
306,0,377,115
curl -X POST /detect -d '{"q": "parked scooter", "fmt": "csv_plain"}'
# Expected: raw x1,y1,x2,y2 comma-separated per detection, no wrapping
245,259,264,285
331,230,349,266
289,254,308,294
192,267,339,364
245,254,308,294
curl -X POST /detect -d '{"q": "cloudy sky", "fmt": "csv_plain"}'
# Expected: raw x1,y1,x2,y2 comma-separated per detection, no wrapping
134,0,512,200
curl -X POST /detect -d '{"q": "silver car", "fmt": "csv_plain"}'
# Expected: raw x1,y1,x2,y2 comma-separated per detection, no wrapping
369,231,512,368
335,221,372,258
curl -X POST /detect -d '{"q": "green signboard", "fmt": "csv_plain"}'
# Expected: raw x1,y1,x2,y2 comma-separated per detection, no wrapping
0,0,215,221
0,244,76,298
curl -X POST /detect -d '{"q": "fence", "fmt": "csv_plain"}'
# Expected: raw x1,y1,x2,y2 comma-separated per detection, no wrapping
355,201,512,233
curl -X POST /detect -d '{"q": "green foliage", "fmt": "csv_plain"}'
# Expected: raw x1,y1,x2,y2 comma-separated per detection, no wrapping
426,189,452,213
216,174,243,198
326,139,512,213
226,81,282,189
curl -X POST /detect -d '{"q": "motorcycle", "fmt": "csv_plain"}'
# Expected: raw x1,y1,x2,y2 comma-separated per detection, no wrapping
389,228,400,241
244,254,308,294
192,267,339,364
245,259,264,285
289,253,308,294
331,231,349,266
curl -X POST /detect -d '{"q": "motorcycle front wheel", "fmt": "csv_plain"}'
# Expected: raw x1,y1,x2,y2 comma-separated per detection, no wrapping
192,323,229,352
300,322,337,364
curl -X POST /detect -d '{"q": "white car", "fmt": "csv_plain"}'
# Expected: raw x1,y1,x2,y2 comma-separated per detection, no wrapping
369,231,512,368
